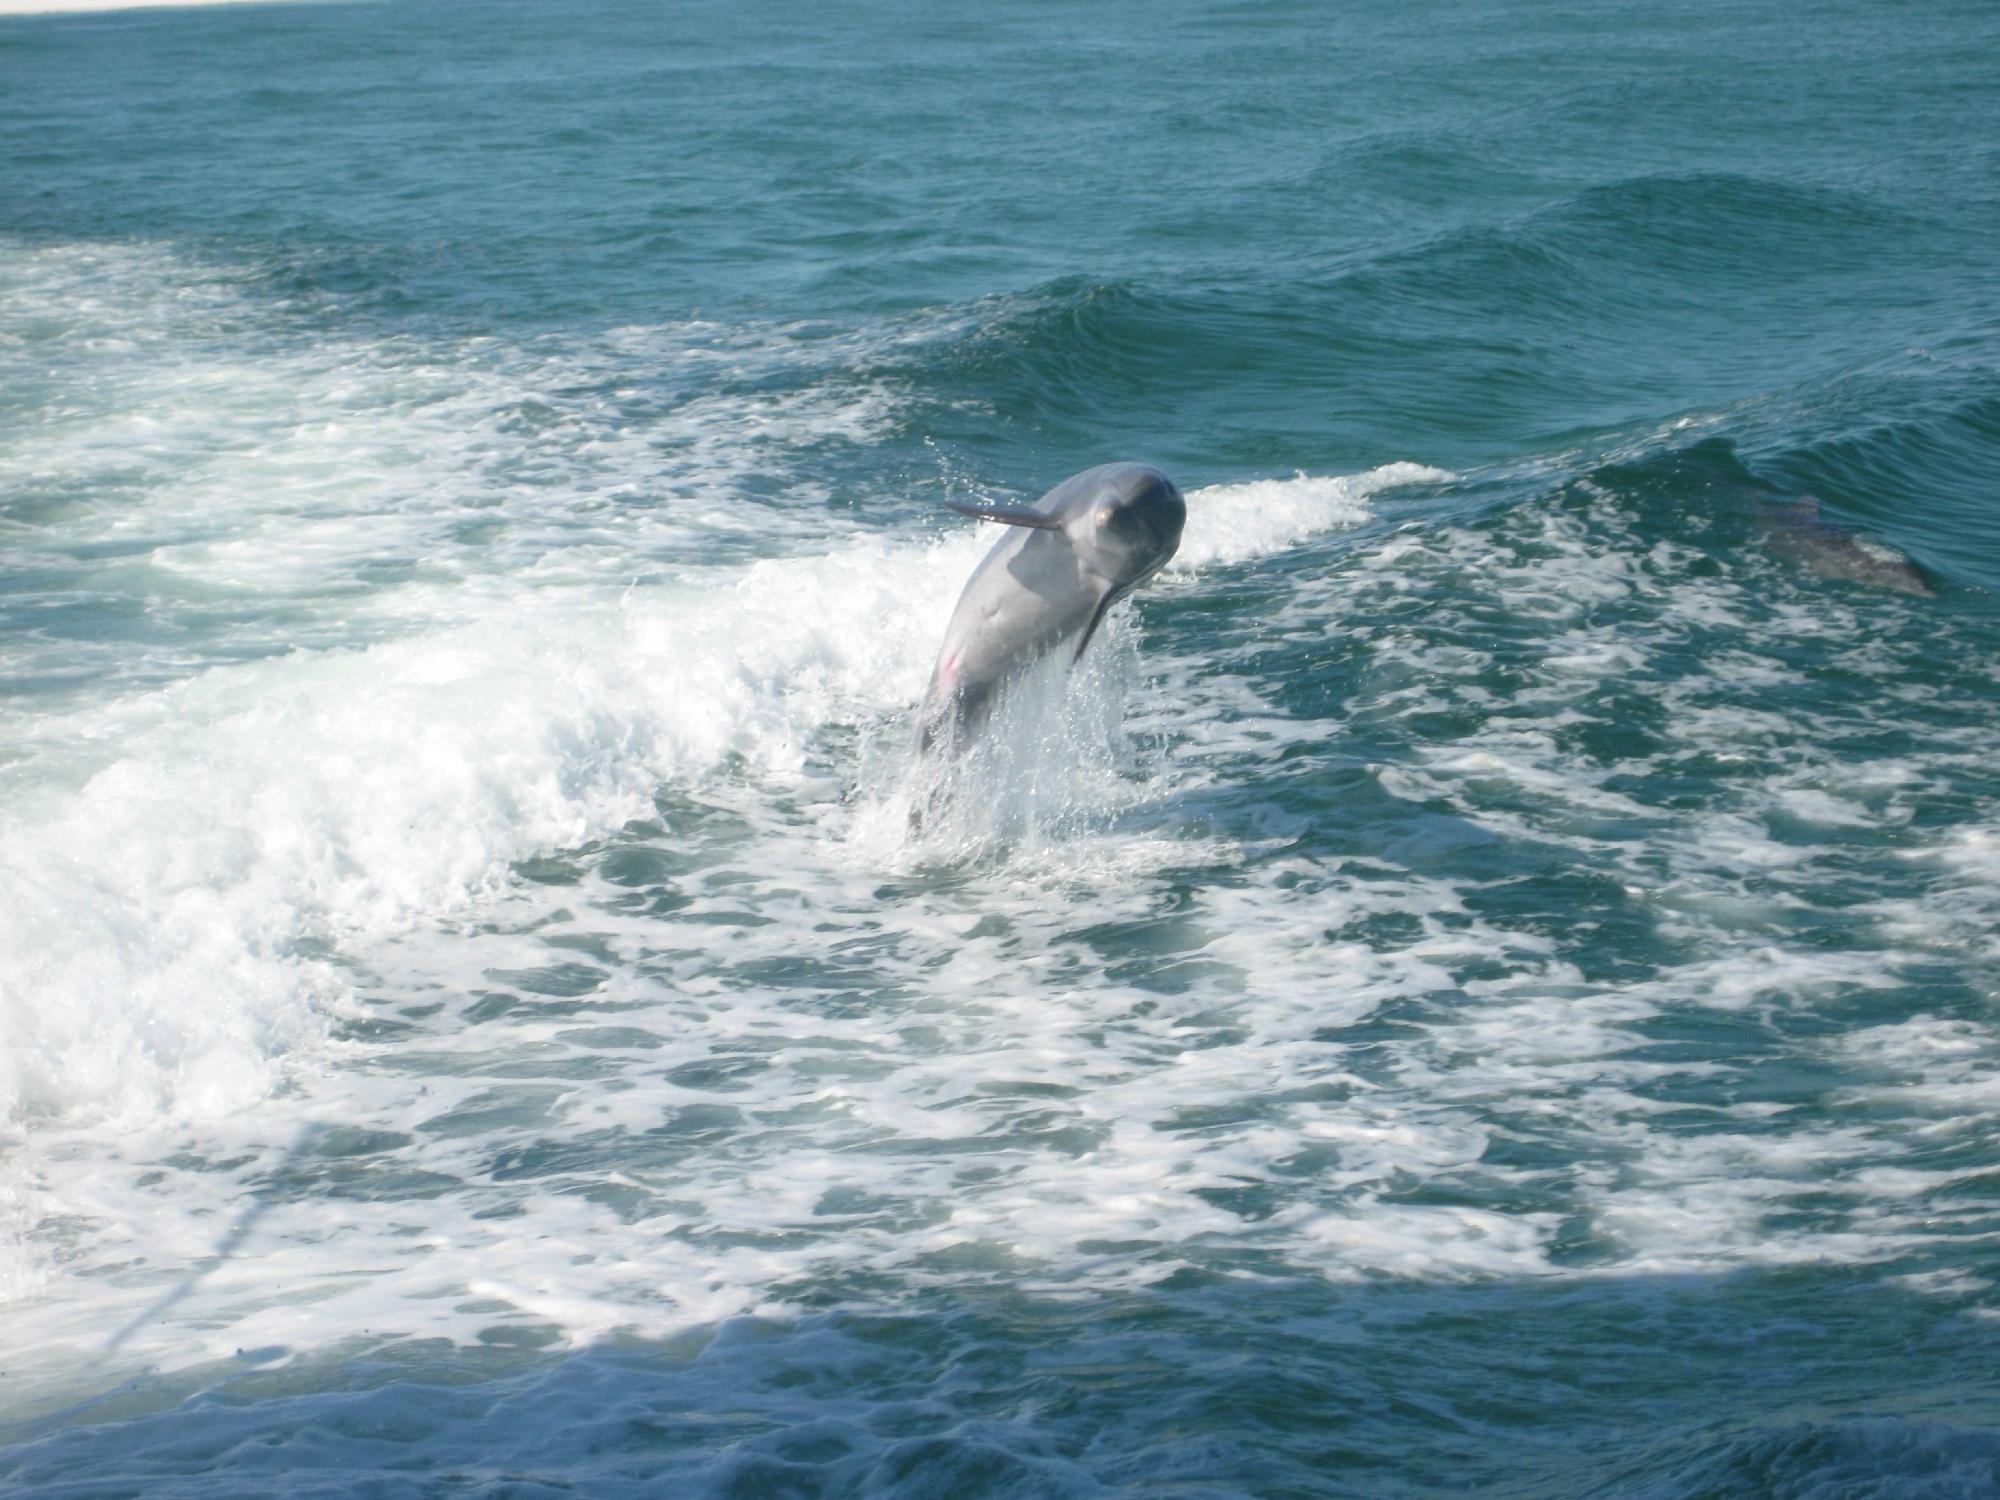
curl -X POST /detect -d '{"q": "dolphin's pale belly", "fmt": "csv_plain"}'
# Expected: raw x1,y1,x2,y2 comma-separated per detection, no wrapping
928,544,1103,706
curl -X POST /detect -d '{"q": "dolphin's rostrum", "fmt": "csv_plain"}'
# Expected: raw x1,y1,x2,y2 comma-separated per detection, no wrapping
917,461,1186,756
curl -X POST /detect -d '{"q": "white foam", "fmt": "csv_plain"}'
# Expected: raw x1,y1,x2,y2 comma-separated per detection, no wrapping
1174,464,1452,569
0,525,996,1131
0,235,943,1132
0,240,906,725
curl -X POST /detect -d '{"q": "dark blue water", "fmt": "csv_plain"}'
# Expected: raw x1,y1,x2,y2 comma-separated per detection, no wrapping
3,0,1999,1494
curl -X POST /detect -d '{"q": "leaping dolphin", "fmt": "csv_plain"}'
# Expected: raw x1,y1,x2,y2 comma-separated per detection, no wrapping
917,461,1186,755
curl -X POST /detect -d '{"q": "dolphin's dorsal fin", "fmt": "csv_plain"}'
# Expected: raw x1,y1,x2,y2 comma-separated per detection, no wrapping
946,499,1064,530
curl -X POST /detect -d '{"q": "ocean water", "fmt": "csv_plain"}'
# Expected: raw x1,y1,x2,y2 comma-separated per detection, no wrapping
3,0,1999,1493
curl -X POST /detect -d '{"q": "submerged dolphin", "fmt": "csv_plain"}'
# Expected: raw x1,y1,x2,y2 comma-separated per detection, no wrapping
1753,495,1935,597
917,461,1186,754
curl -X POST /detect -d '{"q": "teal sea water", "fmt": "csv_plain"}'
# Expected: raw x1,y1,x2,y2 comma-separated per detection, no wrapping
3,0,1999,1493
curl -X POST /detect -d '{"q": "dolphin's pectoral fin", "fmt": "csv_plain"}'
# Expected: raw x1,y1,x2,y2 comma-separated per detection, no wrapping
945,500,1064,530
1070,586,1125,664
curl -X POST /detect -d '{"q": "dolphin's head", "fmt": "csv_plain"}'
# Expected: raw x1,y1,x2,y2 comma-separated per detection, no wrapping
1074,462,1186,584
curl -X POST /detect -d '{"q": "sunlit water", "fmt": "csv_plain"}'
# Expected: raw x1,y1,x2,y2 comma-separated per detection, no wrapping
3,0,1999,1494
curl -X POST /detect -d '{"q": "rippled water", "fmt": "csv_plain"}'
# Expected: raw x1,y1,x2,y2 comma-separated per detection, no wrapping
3,0,1999,1494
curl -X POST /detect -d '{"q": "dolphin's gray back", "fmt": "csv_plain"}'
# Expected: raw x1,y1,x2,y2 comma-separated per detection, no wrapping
1754,496,1935,597
1036,462,1148,520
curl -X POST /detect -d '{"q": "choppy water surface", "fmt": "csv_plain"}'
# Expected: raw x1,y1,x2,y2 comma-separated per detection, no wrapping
3,0,1999,1494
